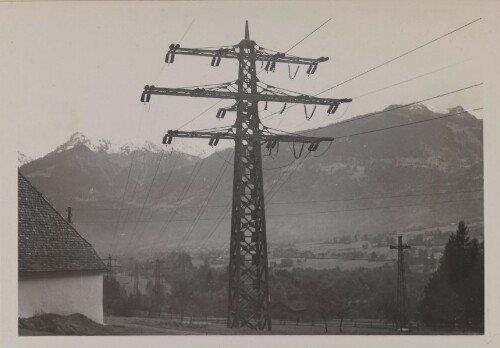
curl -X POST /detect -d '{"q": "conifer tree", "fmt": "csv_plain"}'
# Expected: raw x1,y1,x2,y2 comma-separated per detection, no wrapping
419,221,483,331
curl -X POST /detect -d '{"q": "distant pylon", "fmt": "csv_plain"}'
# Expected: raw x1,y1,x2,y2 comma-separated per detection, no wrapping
105,255,117,279
390,235,411,329
133,263,139,296
153,258,162,316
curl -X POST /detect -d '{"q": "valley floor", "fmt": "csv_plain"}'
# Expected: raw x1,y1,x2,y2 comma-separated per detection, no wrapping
103,316,478,336
19,314,480,336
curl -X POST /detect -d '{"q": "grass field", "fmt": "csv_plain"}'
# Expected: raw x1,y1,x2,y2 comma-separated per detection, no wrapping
270,257,391,270
20,314,478,336
103,316,478,336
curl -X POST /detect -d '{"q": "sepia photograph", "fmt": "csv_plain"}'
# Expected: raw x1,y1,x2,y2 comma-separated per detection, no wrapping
1,0,500,347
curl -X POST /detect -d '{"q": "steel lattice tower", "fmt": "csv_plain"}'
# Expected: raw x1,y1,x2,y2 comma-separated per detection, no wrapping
133,263,139,296
154,258,161,302
140,21,351,330
390,235,411,329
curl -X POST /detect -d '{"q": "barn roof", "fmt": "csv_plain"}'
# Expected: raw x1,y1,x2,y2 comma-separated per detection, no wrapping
18,173,105,274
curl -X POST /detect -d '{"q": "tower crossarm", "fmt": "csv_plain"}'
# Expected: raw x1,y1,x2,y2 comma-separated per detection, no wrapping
166,46,239,62
390,244,411,250
165,44,328,67
162,129,334,146
141,85,352,106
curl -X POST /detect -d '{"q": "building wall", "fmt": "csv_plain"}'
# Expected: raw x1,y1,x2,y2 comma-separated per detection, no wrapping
18,271,103,323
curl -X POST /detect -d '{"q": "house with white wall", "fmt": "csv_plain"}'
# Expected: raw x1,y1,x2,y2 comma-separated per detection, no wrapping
18,173,106,323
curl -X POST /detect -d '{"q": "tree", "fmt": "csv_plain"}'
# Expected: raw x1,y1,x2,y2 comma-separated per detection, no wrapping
333,298,351,333
419,221,483,331
429,253,436,270
145,279,165,317
103,275,129,316
314,286,335,333
374,290,397,325
169,272,195,323
133,289,142,310
165,252,196,323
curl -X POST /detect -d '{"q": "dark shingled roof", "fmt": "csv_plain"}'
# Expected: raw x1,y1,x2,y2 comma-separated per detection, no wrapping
18,173,105,273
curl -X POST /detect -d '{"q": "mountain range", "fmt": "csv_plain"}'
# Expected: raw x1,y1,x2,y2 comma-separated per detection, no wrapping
19,104,484,257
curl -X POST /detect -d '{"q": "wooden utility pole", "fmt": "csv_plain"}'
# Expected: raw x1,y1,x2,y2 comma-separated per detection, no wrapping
390,235,411,330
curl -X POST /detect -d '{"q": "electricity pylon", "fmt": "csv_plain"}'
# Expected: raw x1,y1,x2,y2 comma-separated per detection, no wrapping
140,21,351,330
105,256,118,279
153,258,162,316
390,235,411,329
133,263,139,296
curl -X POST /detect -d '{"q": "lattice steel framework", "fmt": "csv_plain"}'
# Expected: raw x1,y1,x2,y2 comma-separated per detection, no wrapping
227,33,270,330
140,21,351,330
133,263,139,296
390,235,411,329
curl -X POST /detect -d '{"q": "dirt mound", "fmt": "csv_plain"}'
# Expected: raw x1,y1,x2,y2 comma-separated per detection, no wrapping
19,313,110,335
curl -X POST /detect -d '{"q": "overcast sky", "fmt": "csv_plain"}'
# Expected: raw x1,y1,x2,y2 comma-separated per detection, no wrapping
1,0,494,159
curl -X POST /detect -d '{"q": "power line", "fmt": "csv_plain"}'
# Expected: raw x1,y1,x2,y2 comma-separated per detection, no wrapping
265,152,311,203
268,197,482,218
118,152,159,236
285,18,332,53
177,149,234,249
316,18,481,95
179,19,196,43
259,83,481,213
155,158,205,247
178,99,226,130
235,82,481,231
126,151,168,249
165,195,482,234
119,152,166,255
107,150,138,253
152,19,196,84
159,151,182,197
291,58,474,130
261,17,482,122
335,107,483,140
198,149,310,249
303,82,482,131
75,186,483,222
256,18,333,77
121,157,204,256
254,20,483,199
270,189,483,205
264,104,481,204
198,204,231,248
353,58,474,100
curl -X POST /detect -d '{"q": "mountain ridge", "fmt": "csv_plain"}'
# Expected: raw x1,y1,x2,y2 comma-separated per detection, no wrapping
19,104,484,256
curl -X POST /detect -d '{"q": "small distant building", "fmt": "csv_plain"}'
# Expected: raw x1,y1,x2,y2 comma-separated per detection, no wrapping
18,173,105,323
271,300,308,323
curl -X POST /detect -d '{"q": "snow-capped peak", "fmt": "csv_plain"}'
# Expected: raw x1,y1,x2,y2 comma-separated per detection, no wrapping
18,151,32,166
408,103,430,112
54,132,120,154
52,132,222,158
54,132,91,152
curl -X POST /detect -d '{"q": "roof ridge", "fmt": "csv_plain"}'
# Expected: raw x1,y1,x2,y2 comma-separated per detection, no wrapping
18,172,106,272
